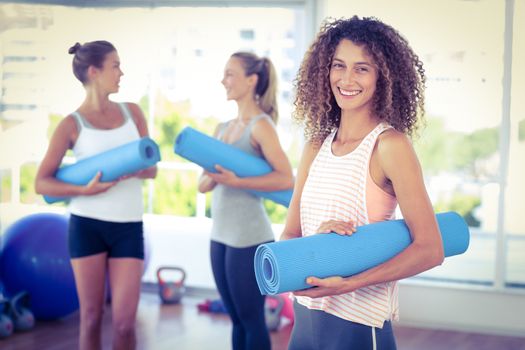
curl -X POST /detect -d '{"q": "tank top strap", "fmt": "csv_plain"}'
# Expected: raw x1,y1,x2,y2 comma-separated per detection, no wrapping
360,123,393,153
248,113,270,128
70,111,91,131
243,113,271,138
216,121,230,139
373,122,393,136
117,102,133,122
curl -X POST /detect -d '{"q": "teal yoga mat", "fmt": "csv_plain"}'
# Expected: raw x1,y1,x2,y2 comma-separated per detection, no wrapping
254,212,470,295
44,137,160,204
174,126,293,207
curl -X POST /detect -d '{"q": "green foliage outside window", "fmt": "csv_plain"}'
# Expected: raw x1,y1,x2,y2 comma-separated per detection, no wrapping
434,193,481,227
1,171,11,202
12,105,501,226
414,117,498,226
415,117,499,178
152,170,198,216
263,200,288,224
20,163,39,204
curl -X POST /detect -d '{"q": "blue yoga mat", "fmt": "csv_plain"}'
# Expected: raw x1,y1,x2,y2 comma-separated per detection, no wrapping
174,126,293,207
254,211,470,295
44,137,160,204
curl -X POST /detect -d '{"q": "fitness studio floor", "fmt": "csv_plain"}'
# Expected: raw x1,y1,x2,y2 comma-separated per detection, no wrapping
1,289,524,350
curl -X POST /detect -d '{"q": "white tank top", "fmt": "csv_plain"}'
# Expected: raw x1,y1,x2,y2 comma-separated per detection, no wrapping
68,103,143,222
296,123,399,328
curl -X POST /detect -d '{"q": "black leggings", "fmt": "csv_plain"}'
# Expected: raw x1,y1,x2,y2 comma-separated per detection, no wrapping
210,240,271,350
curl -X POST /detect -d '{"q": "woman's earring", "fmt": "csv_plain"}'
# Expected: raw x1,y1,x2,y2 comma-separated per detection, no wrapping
255,94,260,104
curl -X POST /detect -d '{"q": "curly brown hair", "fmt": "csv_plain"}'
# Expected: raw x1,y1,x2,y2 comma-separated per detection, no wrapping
293,16,426,144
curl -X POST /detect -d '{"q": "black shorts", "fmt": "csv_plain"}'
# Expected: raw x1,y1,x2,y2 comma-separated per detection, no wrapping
68,214,144,259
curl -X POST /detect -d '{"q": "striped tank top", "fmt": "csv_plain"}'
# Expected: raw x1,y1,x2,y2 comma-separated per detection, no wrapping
296,122,399,328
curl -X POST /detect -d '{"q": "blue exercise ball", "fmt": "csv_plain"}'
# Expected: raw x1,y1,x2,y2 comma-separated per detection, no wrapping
0,213,79,320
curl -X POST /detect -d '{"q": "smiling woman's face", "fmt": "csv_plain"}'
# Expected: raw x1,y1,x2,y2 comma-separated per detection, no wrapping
221,56,254,102
329,39,378,114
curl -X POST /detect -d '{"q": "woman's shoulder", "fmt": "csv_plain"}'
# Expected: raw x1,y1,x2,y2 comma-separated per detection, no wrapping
254,112,274,124
49,114,79,147
60,113,80,133
212,120,230,137
377,127,410,145
251,113,276,133
120,102,143,117
376,128,415,161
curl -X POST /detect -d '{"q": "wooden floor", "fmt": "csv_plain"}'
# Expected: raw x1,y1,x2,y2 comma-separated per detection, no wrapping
1,291,524,350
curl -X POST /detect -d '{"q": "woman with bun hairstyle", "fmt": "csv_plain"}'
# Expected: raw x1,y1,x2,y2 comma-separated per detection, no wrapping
35,41,156,350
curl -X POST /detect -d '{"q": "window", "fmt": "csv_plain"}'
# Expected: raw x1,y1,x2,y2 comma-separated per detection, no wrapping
0,2,308,285
239,29,255,40
1,1,522,291
322,0,523,289
504,0,525,288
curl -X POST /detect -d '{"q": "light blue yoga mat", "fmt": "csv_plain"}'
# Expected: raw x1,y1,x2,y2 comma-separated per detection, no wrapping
44,137,160,204
174,126,293,207
254,211,470,295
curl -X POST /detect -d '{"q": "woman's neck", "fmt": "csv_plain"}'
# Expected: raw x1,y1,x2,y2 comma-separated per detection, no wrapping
81,88,112,115
235,96,263,123
337,109,379,143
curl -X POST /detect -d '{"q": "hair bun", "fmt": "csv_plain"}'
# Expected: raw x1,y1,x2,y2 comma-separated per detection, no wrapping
68,42,81,55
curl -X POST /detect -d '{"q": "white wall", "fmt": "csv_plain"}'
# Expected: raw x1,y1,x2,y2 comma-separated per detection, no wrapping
399,282,525,337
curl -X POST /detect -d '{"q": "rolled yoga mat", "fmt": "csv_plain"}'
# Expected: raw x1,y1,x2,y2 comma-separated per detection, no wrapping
255,211,470,295
174,126,293,207
44,137,160,204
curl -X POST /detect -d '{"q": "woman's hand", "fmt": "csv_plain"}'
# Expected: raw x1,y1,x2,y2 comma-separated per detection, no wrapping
293,276,353,298
206,165,240,187
83,171,117,195
316,220,356,235
290,220,357,297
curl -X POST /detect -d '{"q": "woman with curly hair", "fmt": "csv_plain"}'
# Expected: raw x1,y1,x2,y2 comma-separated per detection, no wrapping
280,16,444,349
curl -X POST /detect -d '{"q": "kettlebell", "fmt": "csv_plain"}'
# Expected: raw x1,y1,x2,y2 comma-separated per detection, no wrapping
9,291,35,331
265,295,284,332
0,298,14,338
157,266,186,304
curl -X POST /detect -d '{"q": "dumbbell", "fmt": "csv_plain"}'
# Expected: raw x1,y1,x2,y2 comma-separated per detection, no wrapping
9,291,35,331
157,266,186,304
265,295,284,332
0,299,14,338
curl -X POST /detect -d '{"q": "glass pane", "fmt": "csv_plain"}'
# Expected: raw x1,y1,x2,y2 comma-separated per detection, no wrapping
146,7,305,220
505,0,525,288
322,0,505,285
0,4,305,288
19,162,38,204
153,167,198,216
0,170,11,203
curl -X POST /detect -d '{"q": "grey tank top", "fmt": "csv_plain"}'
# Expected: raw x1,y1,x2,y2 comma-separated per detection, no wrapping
210,114,275,248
